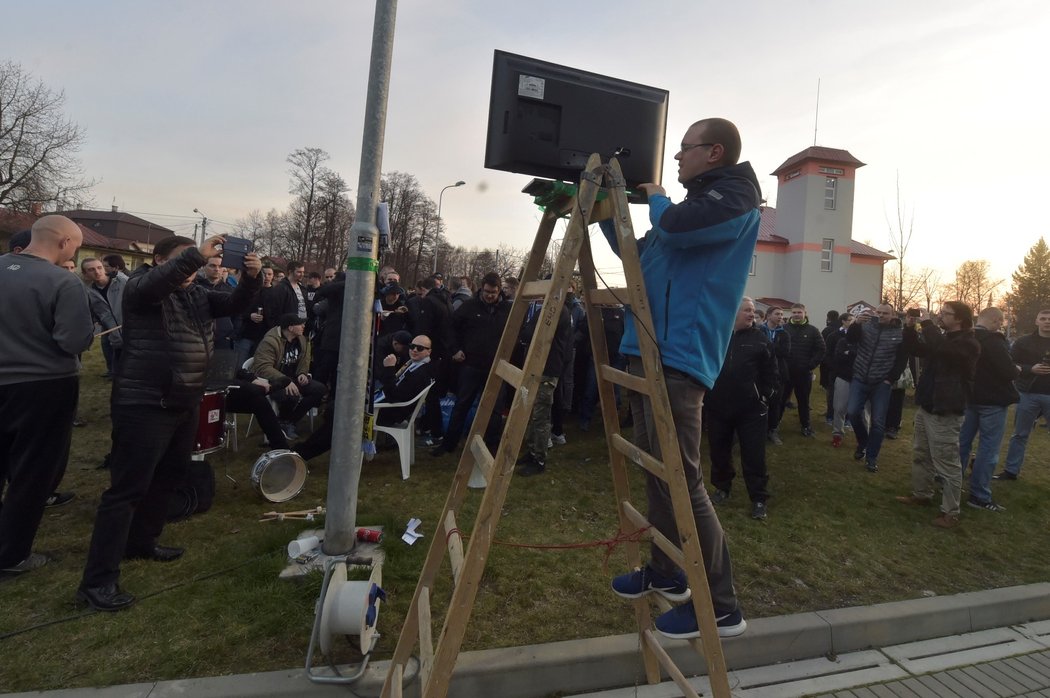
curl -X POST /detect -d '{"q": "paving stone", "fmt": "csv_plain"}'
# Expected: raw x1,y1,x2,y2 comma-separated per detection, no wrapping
958,664,1012,697
936,669,984,698
983,660,1039,693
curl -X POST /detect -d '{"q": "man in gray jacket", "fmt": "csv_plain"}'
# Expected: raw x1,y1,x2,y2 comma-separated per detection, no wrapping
0,215,94,575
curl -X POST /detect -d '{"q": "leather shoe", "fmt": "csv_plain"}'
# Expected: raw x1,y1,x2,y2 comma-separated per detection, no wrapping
77,584,136,612
125,545,184,562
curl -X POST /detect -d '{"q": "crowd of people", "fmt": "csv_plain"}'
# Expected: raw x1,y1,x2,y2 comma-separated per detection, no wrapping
2,117,1047,648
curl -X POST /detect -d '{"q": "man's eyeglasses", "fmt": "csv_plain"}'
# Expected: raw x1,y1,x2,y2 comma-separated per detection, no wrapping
409,344,431,351
679,142,715,153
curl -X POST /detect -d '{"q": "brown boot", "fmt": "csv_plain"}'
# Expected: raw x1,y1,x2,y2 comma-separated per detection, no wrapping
931,513,960,529
895,495,933,506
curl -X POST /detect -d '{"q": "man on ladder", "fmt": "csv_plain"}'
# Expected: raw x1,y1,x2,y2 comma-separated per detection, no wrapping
604,117,762,640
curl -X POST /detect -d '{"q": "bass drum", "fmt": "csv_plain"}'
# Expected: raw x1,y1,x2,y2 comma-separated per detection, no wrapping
194,389,228,455
251,449,307,503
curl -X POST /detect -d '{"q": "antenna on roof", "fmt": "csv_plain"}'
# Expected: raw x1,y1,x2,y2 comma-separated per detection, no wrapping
111,196,118,213
813,78,821,146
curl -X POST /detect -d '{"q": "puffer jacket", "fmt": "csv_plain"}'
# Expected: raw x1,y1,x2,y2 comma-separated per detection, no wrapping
905,321,980,415
706,325,777,417
114,247,260,409
847,317,906,384
451,289,511,370
785,319,825,373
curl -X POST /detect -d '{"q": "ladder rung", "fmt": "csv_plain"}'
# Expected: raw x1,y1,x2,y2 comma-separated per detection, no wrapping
494,359,523,390
610,434,666,481
469,434,494,483
587,287,629,306
444,510,465,587
519,279,552,299
417,586,433,691
620,501,685,569
600,364,649,394
641,629,702,698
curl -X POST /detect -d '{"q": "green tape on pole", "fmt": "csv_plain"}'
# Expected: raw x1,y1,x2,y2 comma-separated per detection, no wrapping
345,258,379,272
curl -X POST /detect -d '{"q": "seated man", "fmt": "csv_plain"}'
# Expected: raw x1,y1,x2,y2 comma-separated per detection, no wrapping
224,373,290,450
294,334,434,461
252,313,327,440
373,330,412,390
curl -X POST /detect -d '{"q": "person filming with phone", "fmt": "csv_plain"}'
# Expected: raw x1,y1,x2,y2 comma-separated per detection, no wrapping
78,235,262,612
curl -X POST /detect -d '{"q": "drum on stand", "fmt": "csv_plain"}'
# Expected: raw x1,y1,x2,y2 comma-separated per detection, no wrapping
193,389,228,456
251,449,308,503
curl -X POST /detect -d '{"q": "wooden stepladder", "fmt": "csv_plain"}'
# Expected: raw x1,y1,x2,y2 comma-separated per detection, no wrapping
380,155,732,698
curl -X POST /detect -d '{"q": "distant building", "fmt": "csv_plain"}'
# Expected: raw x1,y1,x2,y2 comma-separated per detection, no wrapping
0,205,164,269
56,206,174,247
745,146,893,316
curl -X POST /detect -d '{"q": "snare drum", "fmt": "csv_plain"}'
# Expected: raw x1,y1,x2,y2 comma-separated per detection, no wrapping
251,449,308,503
193,389,228,455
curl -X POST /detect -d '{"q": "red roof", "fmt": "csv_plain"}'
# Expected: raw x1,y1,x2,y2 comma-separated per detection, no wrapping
756,206,892,259
755,296,797,309
771,146,866,176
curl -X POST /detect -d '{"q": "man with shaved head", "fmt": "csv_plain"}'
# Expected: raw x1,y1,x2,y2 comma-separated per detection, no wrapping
1,215,94,575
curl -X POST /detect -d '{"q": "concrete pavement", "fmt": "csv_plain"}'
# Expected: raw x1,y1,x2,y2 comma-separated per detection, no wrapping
8,583,1050,697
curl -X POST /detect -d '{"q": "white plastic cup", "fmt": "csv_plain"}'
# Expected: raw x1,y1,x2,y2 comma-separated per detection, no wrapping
288,535,320,558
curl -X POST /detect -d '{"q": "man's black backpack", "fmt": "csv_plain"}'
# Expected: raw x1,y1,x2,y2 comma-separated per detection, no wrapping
166,459,216,522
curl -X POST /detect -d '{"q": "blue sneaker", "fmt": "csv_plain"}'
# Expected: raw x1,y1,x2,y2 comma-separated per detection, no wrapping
611,565,691,602
654,605,747,640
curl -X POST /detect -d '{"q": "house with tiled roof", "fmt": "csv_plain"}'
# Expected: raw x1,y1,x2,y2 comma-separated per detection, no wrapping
0,206,162,269
745,146,893,315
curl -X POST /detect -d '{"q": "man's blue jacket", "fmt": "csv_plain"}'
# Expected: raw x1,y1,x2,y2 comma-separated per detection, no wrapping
601,161,762,389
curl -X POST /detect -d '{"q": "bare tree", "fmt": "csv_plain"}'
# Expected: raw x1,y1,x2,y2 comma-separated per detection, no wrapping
0,61,95,211
884,172,914,311
379,171,443,282
286,148,330,261
950,260,1003,311
231,208,288,258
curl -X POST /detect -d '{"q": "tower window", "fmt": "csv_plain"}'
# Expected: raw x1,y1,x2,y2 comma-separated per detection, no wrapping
821,238,834,272
824,177,837,210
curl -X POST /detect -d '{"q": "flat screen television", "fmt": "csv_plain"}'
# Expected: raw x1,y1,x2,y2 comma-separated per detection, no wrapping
484,50,669,189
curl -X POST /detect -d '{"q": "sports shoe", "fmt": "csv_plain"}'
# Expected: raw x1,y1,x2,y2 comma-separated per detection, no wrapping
45,491,75,508
885,429,899,440
801,427,815,438
654,604,747,639
550,433,566,446
422,435,442,447
1,552,50,574
866,461,879,473
895,494,933,506
280,422,299,440
931,513,960,529
831,434,843,448
825,417,834,426
515,454,546,477
751,501,768,520
767,430,783,446
853,447,866,461
967,497,1006,512
710,489,730,505
992,471,1018,481
611,565,691,602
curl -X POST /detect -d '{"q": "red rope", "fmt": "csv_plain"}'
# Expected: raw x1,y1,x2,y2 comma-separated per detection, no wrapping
444,526,651,571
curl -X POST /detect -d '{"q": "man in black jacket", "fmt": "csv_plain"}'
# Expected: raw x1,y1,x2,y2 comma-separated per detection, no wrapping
997,308,1050,481
415,276,453,441
431,273,510,456
78,235,261,611
515,298,572,477
959,307,1018,511
266,260,307,328
784,303,825,437
706,298,777,520
896,301,980,529
846,304,907,472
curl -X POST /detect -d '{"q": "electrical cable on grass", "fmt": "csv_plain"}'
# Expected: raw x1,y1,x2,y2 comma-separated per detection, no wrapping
0,551,273,641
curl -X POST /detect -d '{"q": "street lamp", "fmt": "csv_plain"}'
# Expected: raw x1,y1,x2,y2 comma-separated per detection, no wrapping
193,207,208,244
435,180,465,273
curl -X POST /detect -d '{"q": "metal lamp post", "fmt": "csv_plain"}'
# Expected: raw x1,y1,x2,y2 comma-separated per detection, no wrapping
434,180,465,273
192,208,208,244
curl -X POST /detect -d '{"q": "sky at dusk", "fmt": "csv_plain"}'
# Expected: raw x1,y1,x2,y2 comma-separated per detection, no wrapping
6,0,1049,287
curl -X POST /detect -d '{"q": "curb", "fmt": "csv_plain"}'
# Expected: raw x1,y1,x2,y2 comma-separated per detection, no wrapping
10,583,1050,698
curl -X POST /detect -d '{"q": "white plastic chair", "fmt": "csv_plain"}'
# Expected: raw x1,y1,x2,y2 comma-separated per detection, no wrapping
373,381,434,480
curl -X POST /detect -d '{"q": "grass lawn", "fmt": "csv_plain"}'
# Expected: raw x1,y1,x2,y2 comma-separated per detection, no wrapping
2,344,1049,692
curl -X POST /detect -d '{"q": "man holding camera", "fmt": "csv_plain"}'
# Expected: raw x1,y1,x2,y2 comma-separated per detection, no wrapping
78,235,261,612
995,308,1050,481
896,302,980,528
